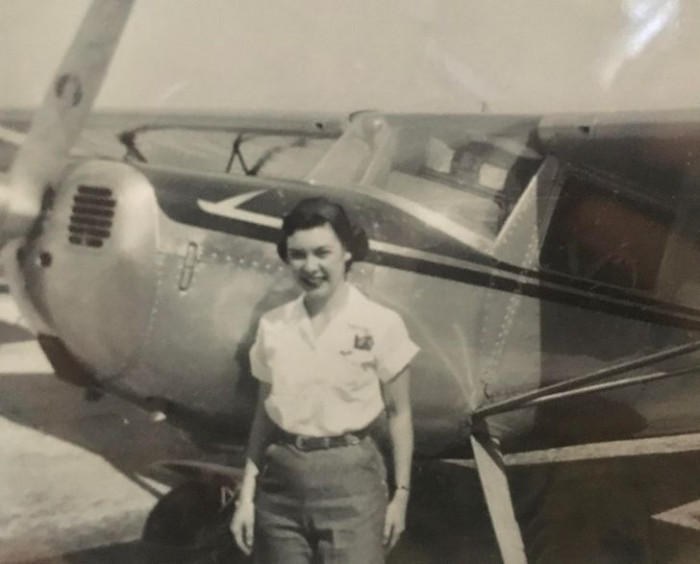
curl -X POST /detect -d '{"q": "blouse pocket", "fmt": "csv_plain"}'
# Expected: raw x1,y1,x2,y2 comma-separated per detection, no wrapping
339,348,377,374
332,355,379,404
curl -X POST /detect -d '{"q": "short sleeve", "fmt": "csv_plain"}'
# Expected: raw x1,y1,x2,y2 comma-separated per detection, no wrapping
375,312,420,382
249,321,272,382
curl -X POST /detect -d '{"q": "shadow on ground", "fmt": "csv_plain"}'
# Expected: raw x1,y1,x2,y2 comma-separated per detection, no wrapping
0,369,206,481
15,454,700,563
5,318,700,562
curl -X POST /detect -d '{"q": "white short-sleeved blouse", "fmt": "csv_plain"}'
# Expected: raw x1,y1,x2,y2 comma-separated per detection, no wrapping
249,285,419,437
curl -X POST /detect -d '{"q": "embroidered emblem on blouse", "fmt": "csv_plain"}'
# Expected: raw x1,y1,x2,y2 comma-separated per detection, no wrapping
339,328,376,370
354,333,374,351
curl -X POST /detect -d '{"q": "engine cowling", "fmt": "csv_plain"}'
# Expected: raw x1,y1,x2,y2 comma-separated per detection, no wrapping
16,160,159,379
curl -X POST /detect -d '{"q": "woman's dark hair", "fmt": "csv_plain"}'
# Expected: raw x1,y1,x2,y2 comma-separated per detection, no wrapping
277,197,369,270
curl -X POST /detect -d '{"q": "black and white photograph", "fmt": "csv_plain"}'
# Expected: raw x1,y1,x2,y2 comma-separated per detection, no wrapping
3,1,700,562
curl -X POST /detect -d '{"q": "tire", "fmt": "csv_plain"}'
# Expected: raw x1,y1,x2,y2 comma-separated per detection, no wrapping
141,481,246,563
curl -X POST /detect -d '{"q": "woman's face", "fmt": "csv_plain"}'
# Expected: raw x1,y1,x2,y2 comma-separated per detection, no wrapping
286,223,352,302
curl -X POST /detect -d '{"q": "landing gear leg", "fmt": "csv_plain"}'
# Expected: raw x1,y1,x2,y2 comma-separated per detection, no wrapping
471,434,527,564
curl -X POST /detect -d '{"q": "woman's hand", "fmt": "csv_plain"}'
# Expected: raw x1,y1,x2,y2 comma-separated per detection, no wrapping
383,489,409,551
382,368,413,552
230,498,255,555
231,385,271,555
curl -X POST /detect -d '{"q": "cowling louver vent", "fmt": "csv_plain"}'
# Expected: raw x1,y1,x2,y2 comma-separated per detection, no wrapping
68,185,116,248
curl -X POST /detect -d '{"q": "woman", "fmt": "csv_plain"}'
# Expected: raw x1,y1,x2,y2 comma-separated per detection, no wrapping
230,197,419,563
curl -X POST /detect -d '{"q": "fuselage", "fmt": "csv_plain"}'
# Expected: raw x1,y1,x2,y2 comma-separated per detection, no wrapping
7,113,700,458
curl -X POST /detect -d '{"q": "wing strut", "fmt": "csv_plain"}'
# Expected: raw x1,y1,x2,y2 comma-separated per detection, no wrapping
475,339,700,418
471,433,528,564
469,340,700,562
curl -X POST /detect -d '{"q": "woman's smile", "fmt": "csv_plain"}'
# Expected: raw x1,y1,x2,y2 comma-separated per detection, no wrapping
300,273,327,289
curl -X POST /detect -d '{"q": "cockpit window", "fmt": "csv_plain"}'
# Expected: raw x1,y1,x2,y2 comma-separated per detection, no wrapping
379,130,543,241
541,170,673,293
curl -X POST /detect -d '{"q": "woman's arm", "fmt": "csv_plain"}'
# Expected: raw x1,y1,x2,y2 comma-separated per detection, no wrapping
381,367,413,552
231,382,274,555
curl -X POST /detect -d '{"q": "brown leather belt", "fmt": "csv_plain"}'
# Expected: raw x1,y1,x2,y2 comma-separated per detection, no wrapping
276,427,370,451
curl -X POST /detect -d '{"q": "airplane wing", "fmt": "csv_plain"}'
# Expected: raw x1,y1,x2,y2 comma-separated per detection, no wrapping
0,108,347,180
538,109,700,210
0,108,346,136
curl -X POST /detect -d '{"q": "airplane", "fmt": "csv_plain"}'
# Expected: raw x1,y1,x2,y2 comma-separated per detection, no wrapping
5,1,700,562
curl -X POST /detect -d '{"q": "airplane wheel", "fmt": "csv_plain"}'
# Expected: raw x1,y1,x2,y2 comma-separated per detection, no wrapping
141,481,246,563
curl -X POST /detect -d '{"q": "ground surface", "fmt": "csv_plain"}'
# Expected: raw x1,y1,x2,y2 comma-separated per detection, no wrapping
4,292,700,563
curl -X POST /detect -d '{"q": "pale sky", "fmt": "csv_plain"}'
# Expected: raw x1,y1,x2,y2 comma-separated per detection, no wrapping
1,0,699,114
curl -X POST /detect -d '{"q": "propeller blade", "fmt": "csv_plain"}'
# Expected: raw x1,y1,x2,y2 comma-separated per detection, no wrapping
0,0,135,243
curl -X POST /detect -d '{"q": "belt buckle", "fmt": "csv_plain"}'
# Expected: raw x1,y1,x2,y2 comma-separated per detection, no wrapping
322,437,331,449
294,435,305,450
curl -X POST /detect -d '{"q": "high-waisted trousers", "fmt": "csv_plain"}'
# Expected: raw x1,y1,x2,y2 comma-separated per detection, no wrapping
254,436,388,564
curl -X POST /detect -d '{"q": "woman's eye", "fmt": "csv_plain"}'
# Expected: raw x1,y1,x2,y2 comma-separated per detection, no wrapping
288,251,305,260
